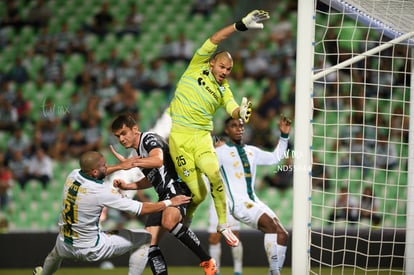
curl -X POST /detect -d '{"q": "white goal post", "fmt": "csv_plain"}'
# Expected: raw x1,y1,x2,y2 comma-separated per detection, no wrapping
293,0,414,274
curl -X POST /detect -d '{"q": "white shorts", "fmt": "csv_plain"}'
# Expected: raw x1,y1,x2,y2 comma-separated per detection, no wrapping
208,199,241,233
55,229,151,262
231,199,277,230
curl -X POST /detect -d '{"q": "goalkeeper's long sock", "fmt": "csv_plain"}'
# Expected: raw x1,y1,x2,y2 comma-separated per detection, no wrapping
171,222,210,262
148,245,168,275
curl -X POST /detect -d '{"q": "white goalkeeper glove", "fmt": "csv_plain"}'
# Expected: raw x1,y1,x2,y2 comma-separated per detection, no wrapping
239,97,252,123
234,10,270,31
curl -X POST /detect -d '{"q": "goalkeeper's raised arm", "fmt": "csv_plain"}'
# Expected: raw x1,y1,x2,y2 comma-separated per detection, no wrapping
210,10,270,45
167,9,270,249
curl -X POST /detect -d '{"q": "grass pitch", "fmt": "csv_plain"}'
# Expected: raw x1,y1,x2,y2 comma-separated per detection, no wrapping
0,267,406,275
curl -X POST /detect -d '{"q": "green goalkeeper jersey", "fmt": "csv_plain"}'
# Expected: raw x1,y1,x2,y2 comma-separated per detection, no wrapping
169,39,238,132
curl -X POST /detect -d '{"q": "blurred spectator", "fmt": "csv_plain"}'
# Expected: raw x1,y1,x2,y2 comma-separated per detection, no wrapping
116,2,144,37
339,131,372,173
0,152,13,211
61,91,85,127
26,0,52,29
130,63,146,91
329,186,359,223
1,0,25,30
7,56,29,84
141,58,173,95
171,32,194,63
105,48,122,71
70,28,89,58
83,51,101,81
80,95,103,124
74,67,98,91
270,13,292,45
230,50,245,82
5,126,31,161
243,49,269,81
159,35,176,64
41,49,64,83
53,22,74,55
79,96,103,151
312,154,331,189
360,185,382,226
86,1,114,38
114,58,136,86
255,78,284,122
373,133,399,170
14,87,31,124
66,128,89,158
127,49,142,68
27,146,53,189
80,117,102,152
105,81,139,120
0,94,18,132
34,25,54,54
95,76,117,110
7,149,30,190
0,79,16,103
189,0,216,18
34,97,65,159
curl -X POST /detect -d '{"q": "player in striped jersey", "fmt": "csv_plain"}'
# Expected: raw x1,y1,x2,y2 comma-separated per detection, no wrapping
110,113,218,275
33,151,190,275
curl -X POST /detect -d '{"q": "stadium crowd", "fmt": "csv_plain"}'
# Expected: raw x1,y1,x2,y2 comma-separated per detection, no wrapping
0,0,298,231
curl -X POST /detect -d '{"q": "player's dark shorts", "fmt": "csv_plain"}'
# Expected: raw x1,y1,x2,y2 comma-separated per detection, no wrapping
145,181,192,227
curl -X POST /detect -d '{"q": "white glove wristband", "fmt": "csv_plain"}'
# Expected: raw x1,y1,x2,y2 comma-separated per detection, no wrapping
163,200,172,207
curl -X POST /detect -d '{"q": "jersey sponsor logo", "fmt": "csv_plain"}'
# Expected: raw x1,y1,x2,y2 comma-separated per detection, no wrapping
197,72,220,102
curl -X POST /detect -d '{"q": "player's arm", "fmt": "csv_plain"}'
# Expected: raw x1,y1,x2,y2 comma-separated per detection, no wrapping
139,195,192,215
106,145,142,175
279,114,292,137
210,10,270,45
130,148,163,168
113,177,152,190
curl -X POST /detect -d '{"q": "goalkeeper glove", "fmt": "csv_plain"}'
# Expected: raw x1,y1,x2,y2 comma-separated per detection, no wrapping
234,10,270,31
239,97,252,123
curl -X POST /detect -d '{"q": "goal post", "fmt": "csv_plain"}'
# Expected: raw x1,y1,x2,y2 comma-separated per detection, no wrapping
293,0,414,274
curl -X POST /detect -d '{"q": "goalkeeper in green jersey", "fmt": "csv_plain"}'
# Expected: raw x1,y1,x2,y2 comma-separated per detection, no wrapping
168,10,270,247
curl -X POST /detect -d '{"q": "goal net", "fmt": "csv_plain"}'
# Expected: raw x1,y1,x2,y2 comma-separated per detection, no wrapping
293,0,414,274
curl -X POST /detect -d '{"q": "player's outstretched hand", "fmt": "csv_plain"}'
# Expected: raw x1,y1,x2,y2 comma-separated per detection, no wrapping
110,144,143,170
109,145,126,161
170,195,192,206
279,114,292,135
234,10,270,31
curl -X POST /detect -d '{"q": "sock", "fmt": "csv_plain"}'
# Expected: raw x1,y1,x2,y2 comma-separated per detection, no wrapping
232,241,243,274
171,222,210,262
277,245,287,270
129,242,150,275
264,233,279,275
148,245,168,275
209,243,221,271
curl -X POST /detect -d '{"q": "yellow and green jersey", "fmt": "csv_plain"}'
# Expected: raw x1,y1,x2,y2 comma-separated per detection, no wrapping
169,39,238,132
